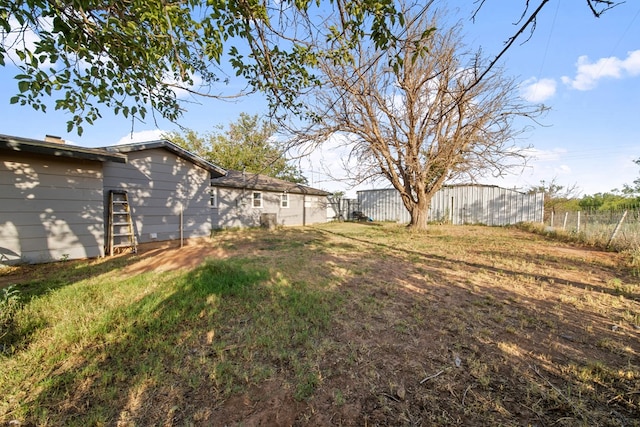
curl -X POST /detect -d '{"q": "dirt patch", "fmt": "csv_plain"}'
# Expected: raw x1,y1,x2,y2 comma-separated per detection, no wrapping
119,239,227,277
0,238,222,288
208,380,306,426
199,225,638,426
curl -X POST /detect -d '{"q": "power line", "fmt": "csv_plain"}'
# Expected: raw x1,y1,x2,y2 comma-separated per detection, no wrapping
594,4,640,82
536,0,561,80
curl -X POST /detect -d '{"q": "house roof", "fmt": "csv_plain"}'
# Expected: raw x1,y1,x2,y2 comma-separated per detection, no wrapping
103,139,227,177
211,170,331,196
0,134,127,163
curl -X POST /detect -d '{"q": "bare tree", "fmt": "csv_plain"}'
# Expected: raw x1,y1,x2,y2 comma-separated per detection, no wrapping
529,177,581,220
289,5,547,230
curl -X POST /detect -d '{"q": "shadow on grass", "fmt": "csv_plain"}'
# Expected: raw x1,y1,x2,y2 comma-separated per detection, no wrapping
0,245,171,299
315,226,640,301
7,257,334,425
0,243,191,352
306,227,639,425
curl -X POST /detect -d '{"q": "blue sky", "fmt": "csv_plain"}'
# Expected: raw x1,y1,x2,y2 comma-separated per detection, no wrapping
1,0,639,197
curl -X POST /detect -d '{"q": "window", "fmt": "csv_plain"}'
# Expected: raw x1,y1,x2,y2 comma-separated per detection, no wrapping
252,192,263,208
210,187,218,208
280,193,289,208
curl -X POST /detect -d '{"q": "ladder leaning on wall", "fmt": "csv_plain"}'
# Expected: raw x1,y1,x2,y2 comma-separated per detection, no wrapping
107,190,137,255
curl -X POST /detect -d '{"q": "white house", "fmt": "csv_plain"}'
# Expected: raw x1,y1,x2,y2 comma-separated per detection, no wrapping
1,135,330,264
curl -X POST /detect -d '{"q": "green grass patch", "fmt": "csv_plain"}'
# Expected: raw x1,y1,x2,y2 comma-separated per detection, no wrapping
1,257,338,425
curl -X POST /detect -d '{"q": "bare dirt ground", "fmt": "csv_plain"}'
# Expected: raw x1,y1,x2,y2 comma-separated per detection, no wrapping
0,238,218,288
2,224,639,426
209,226,638,426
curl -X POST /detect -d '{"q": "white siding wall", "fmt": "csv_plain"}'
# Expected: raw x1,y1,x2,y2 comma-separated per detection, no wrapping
212,187,328,229
303,195,329,225
0,152,105,264
358,186,544,225
103,148,212,243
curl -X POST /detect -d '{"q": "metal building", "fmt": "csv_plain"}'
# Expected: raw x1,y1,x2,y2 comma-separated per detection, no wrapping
358,185,544,225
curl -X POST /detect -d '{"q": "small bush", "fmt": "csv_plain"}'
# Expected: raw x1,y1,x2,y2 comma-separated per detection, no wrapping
0,285,22,349
622,245,640,276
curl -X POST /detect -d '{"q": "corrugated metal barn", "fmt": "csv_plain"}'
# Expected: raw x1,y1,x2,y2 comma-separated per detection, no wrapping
358,185,544,225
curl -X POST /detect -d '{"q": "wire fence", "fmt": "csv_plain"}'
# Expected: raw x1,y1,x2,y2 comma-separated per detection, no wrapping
327,197,362,221
548,208,640,250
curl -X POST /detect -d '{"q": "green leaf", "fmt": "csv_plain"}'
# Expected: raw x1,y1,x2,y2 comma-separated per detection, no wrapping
18,81,30,93
9,96,19,104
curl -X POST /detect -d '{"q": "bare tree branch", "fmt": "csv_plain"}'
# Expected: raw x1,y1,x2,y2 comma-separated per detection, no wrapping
471,0,624,94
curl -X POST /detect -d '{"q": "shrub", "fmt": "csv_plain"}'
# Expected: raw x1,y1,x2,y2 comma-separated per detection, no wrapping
0,285,22,351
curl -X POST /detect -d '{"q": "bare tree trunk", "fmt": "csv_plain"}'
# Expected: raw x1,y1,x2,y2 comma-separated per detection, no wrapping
407,197,431,230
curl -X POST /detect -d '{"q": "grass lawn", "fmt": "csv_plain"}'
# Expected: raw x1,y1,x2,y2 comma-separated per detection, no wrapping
1,223,638,426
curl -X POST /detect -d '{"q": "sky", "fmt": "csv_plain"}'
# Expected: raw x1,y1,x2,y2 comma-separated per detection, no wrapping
1,0,639,198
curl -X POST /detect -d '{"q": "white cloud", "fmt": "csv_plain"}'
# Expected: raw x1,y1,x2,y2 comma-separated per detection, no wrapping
520,77,556,102
481,146,575,191
293,132,384,196
163,74,204,100
2,18,54,68
624,50,640,75
521,147,567,162
554,164,572,175
561,49,640,90
115,130,167,145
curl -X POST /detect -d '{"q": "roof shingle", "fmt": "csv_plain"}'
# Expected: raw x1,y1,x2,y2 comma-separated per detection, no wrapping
211,170,330,196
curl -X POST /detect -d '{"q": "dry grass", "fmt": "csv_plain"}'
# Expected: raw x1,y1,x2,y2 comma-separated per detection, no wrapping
1,222,638,426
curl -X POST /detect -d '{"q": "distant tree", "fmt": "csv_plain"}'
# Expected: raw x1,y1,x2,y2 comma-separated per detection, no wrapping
578,192,639,211
529,178,580,218
578,194,605,210
620,158,640,196
166,129,210,159
165,113,307,184
576,159,640,210
289,5,546,230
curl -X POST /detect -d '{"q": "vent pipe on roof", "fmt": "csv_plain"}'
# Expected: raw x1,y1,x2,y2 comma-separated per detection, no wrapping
45,135,65,144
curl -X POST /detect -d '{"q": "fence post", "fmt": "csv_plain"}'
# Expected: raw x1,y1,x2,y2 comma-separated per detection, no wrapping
607,210,628,248
550,211,554,228
562,212,568,230
576,211,581,233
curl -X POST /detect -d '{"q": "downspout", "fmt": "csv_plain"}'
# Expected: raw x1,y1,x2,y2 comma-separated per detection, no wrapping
303,194,307,226
241,167,246,216
180,204,184,248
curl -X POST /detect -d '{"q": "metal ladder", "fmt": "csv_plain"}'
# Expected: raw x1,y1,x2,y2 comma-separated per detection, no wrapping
108,190,137,255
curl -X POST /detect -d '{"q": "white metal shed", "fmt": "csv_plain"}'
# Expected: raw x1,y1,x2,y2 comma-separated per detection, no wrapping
358,185,544,225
